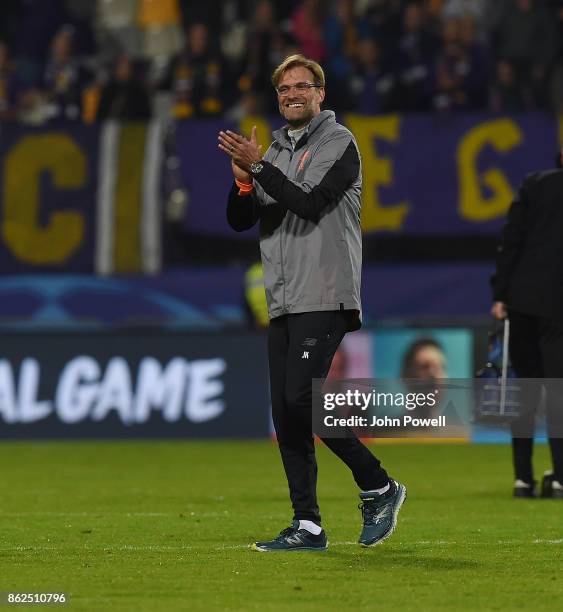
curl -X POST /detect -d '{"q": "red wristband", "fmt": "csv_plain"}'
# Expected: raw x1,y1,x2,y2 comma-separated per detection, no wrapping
235,178,254,195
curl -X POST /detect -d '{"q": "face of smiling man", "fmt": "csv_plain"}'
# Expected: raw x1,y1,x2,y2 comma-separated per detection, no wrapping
276,65,325,129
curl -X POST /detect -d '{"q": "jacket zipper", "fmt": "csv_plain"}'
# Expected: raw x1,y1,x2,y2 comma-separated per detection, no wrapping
280,219,286,312
280,149,292,313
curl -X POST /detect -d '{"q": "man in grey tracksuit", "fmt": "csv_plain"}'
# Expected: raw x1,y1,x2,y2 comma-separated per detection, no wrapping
219,54,406,551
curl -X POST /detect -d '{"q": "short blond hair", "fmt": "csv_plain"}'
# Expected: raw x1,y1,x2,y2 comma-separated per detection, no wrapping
271,54,325,89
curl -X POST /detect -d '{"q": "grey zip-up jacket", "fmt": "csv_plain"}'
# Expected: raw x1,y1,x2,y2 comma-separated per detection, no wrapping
227,110,363,330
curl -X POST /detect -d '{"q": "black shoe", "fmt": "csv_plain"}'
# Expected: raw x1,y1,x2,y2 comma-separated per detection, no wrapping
540,471,563,499
358,479,406,547
513,479,536,498
540,471,554,498
251,521,328,552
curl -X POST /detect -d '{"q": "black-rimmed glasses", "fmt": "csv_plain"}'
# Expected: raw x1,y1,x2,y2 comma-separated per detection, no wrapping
275,82,322,96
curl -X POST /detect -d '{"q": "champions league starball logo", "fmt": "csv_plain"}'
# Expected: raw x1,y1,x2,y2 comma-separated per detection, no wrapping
0,276,219,327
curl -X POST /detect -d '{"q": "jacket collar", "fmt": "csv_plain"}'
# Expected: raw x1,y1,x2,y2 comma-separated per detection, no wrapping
273,110,335,150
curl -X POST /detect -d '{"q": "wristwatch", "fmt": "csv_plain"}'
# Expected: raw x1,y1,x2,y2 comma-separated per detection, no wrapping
250,161,264,175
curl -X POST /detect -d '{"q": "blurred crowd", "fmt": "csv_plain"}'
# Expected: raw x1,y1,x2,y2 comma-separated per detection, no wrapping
2,0,563,124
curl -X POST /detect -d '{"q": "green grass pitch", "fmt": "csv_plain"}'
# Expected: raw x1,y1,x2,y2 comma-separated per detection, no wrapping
1,441,562,611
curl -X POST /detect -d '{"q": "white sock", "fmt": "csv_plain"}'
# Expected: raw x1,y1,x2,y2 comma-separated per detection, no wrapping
363,483,390,496
298,520,322,535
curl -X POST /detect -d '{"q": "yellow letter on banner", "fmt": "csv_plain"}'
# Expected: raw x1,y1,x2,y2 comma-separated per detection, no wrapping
3,134,85,264
457,118,522,221
345,114,409,232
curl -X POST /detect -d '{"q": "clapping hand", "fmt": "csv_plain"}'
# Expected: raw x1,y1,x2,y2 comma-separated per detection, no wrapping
218,126,262,179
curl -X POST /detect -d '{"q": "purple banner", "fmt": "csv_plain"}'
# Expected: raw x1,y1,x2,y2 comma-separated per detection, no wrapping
0,124,100,273
175,113,559,236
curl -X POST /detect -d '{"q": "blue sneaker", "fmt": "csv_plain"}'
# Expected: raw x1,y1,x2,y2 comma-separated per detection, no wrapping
358,479,406,547
251,521,328,552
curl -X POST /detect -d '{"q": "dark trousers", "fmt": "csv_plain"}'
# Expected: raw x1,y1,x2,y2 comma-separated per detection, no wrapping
268,310,389,524
508,310,563,483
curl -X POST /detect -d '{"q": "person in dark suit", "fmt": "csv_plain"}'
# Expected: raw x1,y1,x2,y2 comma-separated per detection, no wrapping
491,152,563,499
96,55,151,121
